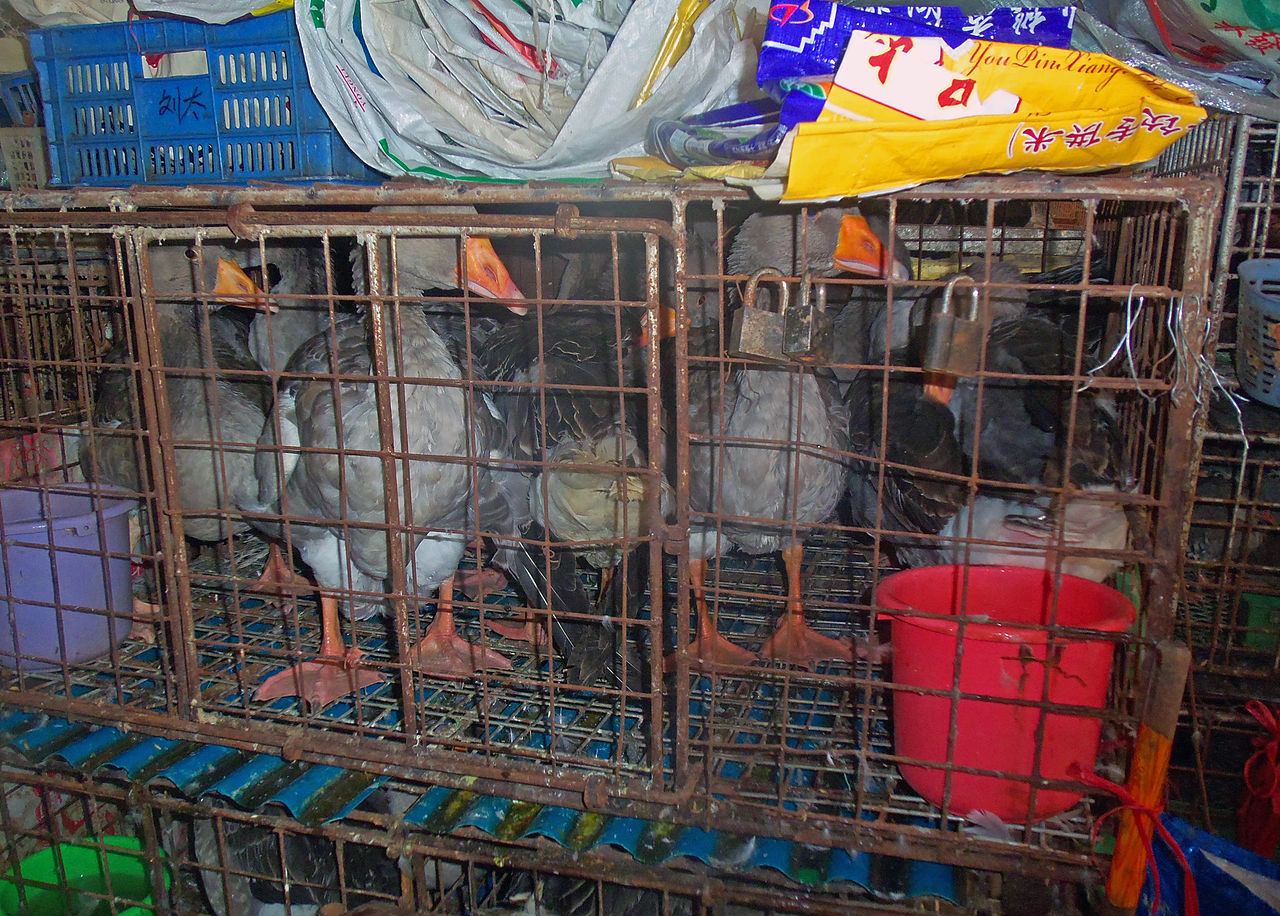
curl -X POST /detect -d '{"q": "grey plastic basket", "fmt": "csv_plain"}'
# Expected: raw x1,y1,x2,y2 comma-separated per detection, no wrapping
1236,258,1280,407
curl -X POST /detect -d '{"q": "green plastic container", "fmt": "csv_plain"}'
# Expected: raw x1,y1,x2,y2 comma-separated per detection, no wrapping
1242,592,1280,653
0,836,169,916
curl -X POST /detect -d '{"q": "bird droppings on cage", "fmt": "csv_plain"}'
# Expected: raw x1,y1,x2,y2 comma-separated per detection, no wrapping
0,177,1222,880
0,746,971,913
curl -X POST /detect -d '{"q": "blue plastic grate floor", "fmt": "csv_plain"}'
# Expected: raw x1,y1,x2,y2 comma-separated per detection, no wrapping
1,528,1102,869
0,706,962,906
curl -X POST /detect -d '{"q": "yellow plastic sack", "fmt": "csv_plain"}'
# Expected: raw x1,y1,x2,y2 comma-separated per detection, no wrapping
783,32,1206,201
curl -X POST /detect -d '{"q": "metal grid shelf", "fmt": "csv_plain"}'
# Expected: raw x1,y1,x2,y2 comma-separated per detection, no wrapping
9,533,659,775
4,524,1107,875
686,666,1105,865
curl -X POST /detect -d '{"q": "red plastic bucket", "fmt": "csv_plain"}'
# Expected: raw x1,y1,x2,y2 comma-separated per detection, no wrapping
876,565,1135,822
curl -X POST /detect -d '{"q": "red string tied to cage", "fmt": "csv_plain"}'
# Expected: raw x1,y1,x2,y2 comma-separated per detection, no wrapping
125,8,167,70
1071,764,1200,916
1238,699,1280,858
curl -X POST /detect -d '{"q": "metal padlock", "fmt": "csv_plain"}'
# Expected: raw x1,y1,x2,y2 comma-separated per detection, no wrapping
923,274,982,377
728,268,789,361
784,272,833,364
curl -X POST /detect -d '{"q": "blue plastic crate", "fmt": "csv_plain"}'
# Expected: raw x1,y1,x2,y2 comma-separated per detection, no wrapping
28,12,377,186
0,71,40,127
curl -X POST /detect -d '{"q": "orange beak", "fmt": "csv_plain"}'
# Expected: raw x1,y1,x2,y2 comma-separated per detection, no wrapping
461,237,526,314
212,258,276,312
834,213,890,278
637,306,679,349
923,371,956,405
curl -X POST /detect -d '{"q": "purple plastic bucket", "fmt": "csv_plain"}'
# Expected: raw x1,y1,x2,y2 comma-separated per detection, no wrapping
0,486,136,669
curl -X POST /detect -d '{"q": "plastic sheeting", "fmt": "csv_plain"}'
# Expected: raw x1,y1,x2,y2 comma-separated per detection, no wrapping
0,707,958,903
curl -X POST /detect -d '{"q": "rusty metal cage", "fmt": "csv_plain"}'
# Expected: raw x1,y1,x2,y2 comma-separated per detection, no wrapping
0,230,117,477
1179,115,1280,670
1167,677,1278,847
0,175,1220,885
1149,114,1280,839
664,176,1218,878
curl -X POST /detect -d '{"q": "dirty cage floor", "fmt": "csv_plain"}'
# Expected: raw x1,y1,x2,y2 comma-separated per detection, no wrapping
1,529,1104,856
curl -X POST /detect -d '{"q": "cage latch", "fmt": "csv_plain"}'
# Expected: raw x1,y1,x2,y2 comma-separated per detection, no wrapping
728,268,789,361
923,274,982,377
783,272,833,364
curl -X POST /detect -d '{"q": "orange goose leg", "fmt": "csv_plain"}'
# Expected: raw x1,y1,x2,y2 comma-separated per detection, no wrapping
485,611,549,645
255,592,386,708
665,558,758,673
409,576,514,678
759,543,853,669
249,544,312,594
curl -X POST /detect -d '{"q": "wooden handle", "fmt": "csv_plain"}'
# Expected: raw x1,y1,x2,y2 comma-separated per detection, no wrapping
1142,641,1192,740
1104,640,1192,913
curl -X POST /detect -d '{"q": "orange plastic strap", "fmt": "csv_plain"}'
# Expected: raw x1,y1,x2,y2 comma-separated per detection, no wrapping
1072,764,1200,916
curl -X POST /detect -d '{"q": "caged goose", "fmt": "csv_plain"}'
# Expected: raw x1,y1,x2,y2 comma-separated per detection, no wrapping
80,242,281,635
241,239,338,375
80,242,276,545
674,206,891,671
481,300,674,685
241,210,527,708
847,259,1133,581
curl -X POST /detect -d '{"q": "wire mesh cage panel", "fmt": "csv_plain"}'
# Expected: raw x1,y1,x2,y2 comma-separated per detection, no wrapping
1150,112,1239,182
0,230,119,473
1157,115,1280,841
1184,404,1280,672
1180,117,1280,672
0,763,979,914
1187,116,1280,391
664,177,1217,872
1167,675,1280,848
0,177,1220,882
0,198,677,804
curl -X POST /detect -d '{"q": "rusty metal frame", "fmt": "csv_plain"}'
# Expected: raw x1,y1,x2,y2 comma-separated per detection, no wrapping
141,209,678,792
1159,115,1280,836
0,201,689,803
0,174,1222,882
658,175,1221,874
1178,114,1280,677
0,763,982,915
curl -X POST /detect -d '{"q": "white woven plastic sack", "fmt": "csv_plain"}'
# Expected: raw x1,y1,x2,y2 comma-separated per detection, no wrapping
9,0,130,25
295,0,758,179
132,1,287,24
